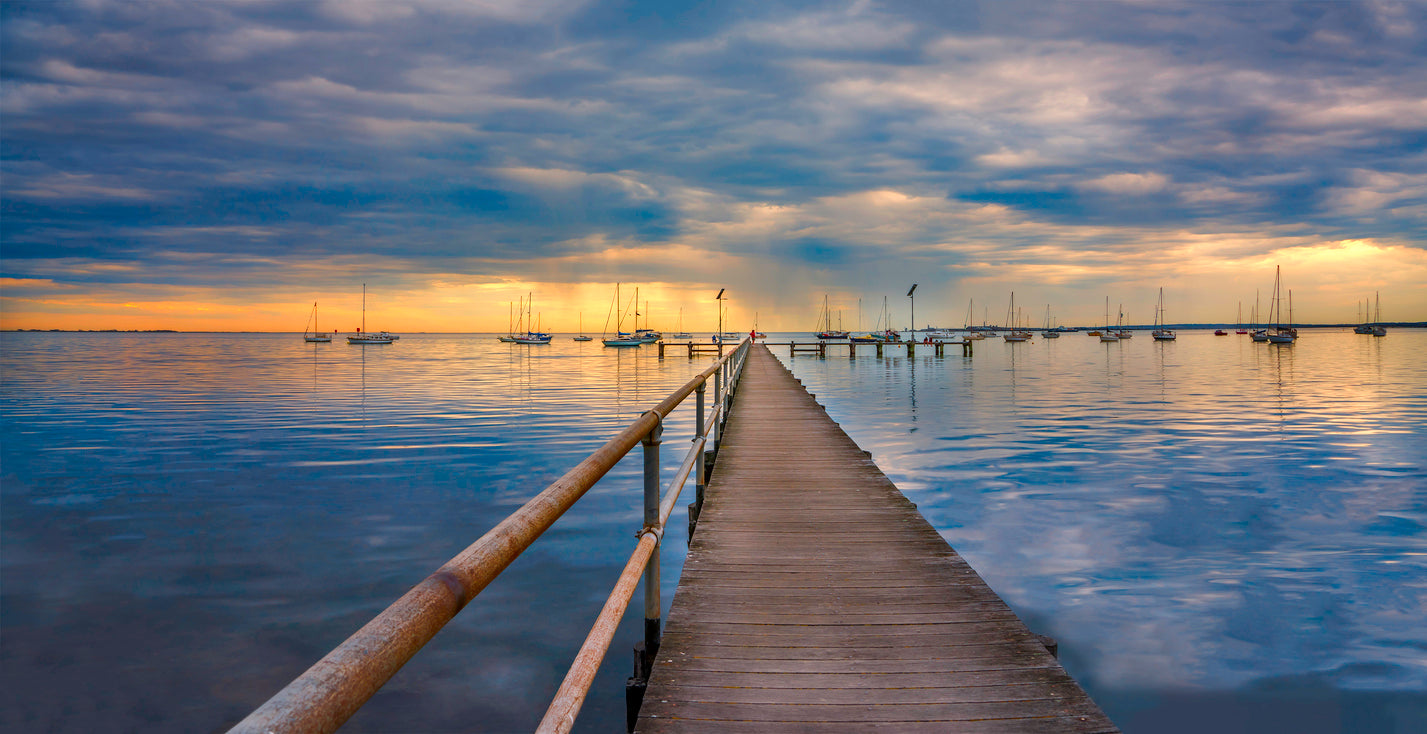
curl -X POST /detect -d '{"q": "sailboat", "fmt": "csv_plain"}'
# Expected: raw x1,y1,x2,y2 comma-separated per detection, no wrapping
672,307,691,339
1114,305,1133,338
1041,305,1060,338
1099,297,1120,342
347,284,395,344
814,295,849,339
1235,302,1247,334
852,296,899,342
303,302,331,343
1371,292,1387,336
603,283,643,347
962,298,986,339
1152,288,1176,340
513,292,552,344
573,312,593,341
1266,266,1296,344
1250,290,1268,342
1003,292,1030,341
635,296,661,343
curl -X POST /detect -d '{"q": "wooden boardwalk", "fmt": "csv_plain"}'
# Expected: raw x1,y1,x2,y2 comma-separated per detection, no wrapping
635,345,1118,733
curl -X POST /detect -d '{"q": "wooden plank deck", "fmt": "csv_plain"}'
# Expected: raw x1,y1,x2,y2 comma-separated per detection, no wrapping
635,345,1118,733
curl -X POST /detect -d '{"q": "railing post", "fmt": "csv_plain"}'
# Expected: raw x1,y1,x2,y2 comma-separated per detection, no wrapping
692,380,707,528
641,416,663,653
627,414,663,732
712,365,723,452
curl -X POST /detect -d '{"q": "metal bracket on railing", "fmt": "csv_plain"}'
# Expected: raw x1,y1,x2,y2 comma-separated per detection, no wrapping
640,410,664,445
636,525,664,543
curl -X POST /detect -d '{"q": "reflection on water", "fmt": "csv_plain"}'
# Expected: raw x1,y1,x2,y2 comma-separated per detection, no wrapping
777,329,1427,733
1,333,714,733
3,330,1424,733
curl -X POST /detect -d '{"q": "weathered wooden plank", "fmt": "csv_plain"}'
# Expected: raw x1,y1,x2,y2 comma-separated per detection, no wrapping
637,716,1118,734
651,653,1054,673
640,697,1103,722
649,665,1076,690
635,346,1118,732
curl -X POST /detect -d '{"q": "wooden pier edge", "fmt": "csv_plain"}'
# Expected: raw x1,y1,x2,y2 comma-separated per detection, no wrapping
635,344,1118,733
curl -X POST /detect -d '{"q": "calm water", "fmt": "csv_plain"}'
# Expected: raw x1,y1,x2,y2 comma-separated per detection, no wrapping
2,330,1425,733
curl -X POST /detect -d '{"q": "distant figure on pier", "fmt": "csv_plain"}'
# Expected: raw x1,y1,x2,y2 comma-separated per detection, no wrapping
750,329,757,342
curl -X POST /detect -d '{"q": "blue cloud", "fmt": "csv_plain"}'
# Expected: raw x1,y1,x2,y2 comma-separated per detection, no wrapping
2,0,1424,323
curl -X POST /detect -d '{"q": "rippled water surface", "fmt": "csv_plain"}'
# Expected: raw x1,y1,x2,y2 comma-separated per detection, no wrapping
3,330,1425,733
775,329,1427,733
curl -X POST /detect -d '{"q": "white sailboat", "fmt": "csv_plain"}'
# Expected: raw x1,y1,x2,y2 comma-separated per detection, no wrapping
1250,289,1269,342
513,292,552,344
1266,266,1297,344
1041,305,1060,338
1003,292,1030,341
814,295,849,339
1115,305,1133,338
603,283,642,347
635,296,661,343
347,284,396,344
672,307,691,339
1100,297,1120,342
498,300,518,342
303,302,331,343
1152,288,1176,340
573,312,593,341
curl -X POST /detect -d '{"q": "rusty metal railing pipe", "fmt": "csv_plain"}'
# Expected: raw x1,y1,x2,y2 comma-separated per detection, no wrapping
231,340,749,734
659,434,706,527
538,373,728,734
535,531,658,734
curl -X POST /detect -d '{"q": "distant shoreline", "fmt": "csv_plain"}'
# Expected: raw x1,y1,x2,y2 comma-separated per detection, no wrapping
5,324,1426,334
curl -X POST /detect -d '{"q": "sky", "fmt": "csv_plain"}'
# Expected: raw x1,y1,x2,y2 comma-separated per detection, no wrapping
2,0,1425,332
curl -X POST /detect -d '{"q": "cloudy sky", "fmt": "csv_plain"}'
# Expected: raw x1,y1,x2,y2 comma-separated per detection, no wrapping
3,0,1424,332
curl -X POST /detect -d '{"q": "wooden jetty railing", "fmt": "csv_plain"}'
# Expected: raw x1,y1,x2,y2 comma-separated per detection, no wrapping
635,344,1117,733
230,339,754,734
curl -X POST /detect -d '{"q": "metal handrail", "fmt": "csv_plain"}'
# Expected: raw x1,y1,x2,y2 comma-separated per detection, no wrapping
536,402,724,734
230,338,753,734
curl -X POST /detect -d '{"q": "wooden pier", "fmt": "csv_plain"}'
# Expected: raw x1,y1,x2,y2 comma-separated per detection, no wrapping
659,340,972,358
635,345,1117,733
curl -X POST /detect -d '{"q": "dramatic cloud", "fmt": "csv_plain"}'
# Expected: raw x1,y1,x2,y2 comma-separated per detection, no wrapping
2,0,1424,330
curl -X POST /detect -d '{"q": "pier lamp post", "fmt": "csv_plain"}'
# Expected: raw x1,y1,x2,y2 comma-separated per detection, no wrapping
907,283,917,341
716,288,726,357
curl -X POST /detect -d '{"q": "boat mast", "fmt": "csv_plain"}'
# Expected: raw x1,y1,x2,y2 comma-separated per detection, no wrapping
361,283,366,333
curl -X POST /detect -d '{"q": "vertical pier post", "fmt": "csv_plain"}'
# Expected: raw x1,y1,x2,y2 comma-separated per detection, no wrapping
849,342,856,359
690,380,707,536
641,420,662,653
907,341,914,357
628,416,663,731
875,342,883,358
712,365,723,452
